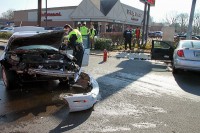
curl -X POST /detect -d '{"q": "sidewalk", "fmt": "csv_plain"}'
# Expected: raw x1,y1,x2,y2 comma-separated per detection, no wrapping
0,39,151,60
0,39,7,43
90,49,151,60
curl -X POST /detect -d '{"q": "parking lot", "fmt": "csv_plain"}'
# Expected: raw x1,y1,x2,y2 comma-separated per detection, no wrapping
0,54,200,133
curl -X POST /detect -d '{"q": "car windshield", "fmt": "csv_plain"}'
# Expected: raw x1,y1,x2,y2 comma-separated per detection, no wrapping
181,41,200,49
16,45,58,51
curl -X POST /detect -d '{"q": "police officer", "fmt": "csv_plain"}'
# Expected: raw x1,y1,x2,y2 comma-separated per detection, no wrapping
63,24,84,67
123,25,132,50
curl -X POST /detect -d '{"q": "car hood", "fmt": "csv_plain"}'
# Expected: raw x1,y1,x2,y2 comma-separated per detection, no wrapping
9,31,65,50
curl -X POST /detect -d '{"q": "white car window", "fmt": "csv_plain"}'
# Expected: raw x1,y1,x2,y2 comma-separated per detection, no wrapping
193,41,200,49
181,41,200,49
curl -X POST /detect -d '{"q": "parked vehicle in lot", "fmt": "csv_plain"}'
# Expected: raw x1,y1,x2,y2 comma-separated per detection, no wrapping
148,31,155,38
0,26,99,112
151,40,200,74
0,26,5,30
174,35,200,41
196,35,200,39
0,27,14,33
154,31,163,37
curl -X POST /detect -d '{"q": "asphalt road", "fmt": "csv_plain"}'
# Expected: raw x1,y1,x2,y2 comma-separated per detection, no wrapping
0,55,200,133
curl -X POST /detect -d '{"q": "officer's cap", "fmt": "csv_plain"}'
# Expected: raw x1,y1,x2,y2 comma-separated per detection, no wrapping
64,24,72,29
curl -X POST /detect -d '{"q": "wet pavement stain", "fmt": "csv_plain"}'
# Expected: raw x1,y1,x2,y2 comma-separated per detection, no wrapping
0,103,64,123
0,80,70,123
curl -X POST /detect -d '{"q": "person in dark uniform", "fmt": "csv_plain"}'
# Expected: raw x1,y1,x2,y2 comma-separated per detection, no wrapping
123,26,132,50
62,24,84,67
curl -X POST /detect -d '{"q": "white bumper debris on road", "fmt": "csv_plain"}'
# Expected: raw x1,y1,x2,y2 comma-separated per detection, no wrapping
59,72,99,112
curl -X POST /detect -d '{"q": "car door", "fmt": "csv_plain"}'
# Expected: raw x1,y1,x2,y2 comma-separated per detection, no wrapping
81,35,90,66
151,40,175,60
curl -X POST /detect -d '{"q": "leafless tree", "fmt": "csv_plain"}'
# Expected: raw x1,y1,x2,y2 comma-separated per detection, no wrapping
165,11,178,26
0,9,15,20
193,12,200,34
177,13,189,33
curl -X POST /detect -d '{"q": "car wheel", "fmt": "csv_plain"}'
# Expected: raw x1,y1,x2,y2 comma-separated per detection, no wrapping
59,79,68,84
1,65,17,90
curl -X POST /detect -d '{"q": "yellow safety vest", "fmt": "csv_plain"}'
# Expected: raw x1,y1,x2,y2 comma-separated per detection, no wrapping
89,28,96,38
80,26,88,35
68,29,83,43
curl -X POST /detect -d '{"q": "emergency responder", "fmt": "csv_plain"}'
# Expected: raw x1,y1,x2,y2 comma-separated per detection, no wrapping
80,22,89,36
89,24,96,49
135,27,141,48
63,24,84,67
132,28,136,49
123,25,132,50
77,22,82,31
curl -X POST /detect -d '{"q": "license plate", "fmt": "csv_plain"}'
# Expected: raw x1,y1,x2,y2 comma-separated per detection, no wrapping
194,52,200,57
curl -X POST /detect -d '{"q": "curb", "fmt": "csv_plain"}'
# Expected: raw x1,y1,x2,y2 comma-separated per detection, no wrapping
0,40,7,43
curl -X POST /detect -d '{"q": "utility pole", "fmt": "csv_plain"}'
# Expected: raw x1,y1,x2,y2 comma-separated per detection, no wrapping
186,0,197,39
45,0,47,27
140,0,155,47
144,4,150,47
141,2,147,46
37,0,42,26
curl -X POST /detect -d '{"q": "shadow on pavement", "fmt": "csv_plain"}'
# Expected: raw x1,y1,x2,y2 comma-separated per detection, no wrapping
96,58,168,100
173,71,200,96
49,106,92,133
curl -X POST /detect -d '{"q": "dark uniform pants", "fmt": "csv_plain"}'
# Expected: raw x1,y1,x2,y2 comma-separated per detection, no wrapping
124,39,132,50
73,43,84,67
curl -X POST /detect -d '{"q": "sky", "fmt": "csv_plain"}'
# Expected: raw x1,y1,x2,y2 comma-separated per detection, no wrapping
0,0,200,22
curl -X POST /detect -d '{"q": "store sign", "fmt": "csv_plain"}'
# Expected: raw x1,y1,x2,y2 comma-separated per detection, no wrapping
127,9,142,18
127,9,142,22
41,12,62,17
28,9,73,21
140,0,155,6
122,4,143,25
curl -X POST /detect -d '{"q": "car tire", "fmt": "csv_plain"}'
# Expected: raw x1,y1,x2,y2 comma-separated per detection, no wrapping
1,65,17,90
59,79,68,84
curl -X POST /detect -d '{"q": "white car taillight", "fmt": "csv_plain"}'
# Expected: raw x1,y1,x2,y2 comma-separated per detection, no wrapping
177,50,184,57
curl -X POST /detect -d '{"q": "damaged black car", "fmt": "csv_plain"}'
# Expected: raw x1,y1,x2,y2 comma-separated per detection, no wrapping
0,30,81,89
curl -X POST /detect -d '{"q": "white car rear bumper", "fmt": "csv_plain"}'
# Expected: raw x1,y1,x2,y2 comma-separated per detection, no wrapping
174,58,200,71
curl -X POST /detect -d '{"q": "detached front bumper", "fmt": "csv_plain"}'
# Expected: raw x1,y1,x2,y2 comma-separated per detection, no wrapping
60,74,99,112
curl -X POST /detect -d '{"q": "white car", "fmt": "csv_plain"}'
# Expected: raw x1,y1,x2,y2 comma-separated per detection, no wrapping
151,40,200,74
0,26,99,112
